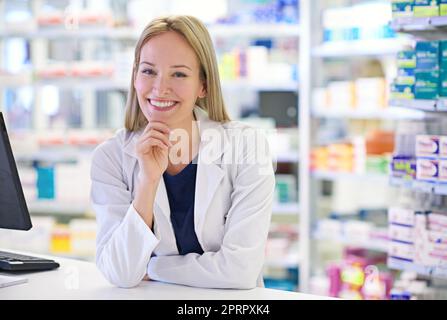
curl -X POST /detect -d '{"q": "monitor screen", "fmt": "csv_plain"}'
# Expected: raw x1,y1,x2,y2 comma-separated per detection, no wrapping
258,91,298,128
0,112,32,230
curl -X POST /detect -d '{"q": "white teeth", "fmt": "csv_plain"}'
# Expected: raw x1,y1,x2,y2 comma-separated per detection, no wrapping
149,99,177,108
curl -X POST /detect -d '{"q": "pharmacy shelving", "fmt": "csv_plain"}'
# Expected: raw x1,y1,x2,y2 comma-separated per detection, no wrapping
312,37,412,57
0,23,300,40
1,0,302,292
313,231,388,253
298,0,410,294
384,10,447,287
390,177,447,195
265,252,301,269
389,98,447,112
275,151,299,163
0,25,138,39
272,202,300,215
208,23,300,38
311,171,389,182
388,257,447,280
311,106,427,120
27,200,91,216
221,79,299,92
391,16,447,31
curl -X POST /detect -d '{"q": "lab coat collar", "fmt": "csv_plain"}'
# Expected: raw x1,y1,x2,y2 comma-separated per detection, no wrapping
122,106,228,251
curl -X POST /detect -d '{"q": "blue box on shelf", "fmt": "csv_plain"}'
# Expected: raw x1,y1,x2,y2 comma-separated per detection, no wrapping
390,155,417,181
415,70,439,100
35,165,55,200
396,68,416,85
440,69,447,97
392,1,415,18
415,41,440,71
397,50,416,69
390,82,415,99
440,40,447,68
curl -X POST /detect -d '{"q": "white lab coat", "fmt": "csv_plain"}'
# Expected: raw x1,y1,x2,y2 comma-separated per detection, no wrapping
90,106,275,289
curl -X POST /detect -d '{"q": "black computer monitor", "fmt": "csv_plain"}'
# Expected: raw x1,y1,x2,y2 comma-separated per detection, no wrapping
0,112,32,231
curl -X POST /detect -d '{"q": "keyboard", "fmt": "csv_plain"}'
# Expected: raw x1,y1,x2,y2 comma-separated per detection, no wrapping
0,250,60,271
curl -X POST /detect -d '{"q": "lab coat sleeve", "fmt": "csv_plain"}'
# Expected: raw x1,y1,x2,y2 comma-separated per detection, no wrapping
147,129,275,289
91,140,160,288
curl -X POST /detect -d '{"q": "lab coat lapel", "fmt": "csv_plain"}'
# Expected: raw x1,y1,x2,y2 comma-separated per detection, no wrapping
194,158,225,240
193,107,227,244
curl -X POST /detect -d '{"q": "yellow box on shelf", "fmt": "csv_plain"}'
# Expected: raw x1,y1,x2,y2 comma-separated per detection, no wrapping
413,0,440,17
50,224,71,254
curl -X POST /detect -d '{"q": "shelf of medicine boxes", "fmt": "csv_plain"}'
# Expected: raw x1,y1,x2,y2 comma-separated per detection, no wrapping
391,16,447,32
390,176,447,196
0,76,298,93
389,98,447,112
27,200,92,217
388,17,447,183
311,106,427,120
0,23,301,40
0,22,299,91
311,170,389,183
386,15,447,280
296,2,400,292
387,257,447,280
272,202,300,216
311,37,413,58
312,228,388,253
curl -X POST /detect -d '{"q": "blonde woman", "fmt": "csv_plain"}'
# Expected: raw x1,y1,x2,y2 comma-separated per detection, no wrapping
90,15,275,289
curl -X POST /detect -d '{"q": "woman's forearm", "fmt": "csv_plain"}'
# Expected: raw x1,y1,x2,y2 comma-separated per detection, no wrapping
133,177,160,229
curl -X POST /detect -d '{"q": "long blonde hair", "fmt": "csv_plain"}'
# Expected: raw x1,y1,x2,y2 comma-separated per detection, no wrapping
125,15,231,131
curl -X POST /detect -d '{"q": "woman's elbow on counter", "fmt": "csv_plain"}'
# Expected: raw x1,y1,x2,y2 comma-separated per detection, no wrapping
96,254,142,289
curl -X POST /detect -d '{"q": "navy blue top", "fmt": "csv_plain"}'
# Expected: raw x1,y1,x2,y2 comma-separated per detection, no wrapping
163,158,203,255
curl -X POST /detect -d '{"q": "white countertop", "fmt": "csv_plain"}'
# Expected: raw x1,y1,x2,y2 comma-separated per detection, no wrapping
0,251,331,300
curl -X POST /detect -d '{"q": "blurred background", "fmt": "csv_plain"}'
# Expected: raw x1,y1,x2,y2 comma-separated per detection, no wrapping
1,0,447,299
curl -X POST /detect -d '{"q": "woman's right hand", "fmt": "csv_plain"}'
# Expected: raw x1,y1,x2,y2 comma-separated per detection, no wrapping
136,121,172,182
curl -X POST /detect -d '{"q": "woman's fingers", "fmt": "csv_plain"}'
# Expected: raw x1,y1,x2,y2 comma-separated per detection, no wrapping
138,138,168,154
143,121,171,135
141,129,172,148
139,138,169,152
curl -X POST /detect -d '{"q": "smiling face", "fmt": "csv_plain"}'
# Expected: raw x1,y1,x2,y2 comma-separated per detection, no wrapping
134,31,206,127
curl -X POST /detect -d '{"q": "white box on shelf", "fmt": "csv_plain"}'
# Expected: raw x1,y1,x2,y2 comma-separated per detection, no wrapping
389,223,414,244
428,212,447,226
439,159,447,183
354,77,386,110
247,46,269,82
327,81,355,110
389,241,415,261
428,229,447,244
312,87,328,110
316,219,343,239
415,135,440,158
416,158,439,182
388,207,415,226
440,136,447,158
343,220,373,243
